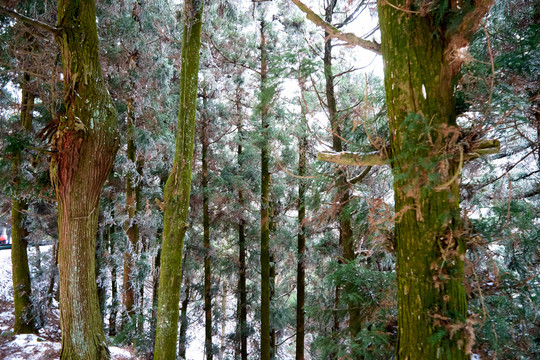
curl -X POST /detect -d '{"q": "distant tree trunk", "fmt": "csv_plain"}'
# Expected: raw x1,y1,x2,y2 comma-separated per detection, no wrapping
201,89,213,360
96,229,107,322
235,88,248,360
377,1,493,358
296,76,308,360
269,251,276,360
11,70,38,335
323,2,359,337
218,281,228,360
150,237,161,339
153,1,203,358
46,241,58,307
53,1,120,358
259,18,272,360
178,283,191,360
108,226,118,337
122,98,141,331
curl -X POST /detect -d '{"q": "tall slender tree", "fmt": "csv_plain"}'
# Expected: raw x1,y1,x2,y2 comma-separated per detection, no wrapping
259,16,272,360
201,86,214,360
11,68,39,335
153,1,204,358
296,74,308,360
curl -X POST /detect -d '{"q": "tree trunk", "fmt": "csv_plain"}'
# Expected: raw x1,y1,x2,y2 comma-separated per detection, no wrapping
377,1,492,358
11,71,38,335
218,281,228,360
53,1,119,358
323,0,359,336
153,1,203,358
108,226,118,337
236,87,248,360
259,18,272,360
122,98,141,330
178,283,191,360
296,75,308,360
202,90,213,360
46,241,58,307
96,229,107,322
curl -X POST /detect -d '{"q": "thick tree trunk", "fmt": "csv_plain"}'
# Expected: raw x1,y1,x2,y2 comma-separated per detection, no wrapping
259,18,272,360
153,1,203,358
11,71,38,335
53,1,119,358
377,1,492,358
296,76,308,360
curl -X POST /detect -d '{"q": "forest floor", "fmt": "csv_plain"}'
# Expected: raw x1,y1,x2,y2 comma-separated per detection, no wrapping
0,247,140,360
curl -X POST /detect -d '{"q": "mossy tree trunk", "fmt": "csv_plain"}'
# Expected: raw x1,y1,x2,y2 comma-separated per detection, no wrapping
11,70,39,335
259,18,272,360
51,1,119,359
153,1,203,358
377,1,493,358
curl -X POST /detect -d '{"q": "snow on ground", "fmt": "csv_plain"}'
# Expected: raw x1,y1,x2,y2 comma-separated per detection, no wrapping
0,247,13,302
0,247,141,359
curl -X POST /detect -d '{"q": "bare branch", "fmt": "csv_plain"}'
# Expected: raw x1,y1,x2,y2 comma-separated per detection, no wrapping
318,150,387,166
0,6,59,37
290,0,381,54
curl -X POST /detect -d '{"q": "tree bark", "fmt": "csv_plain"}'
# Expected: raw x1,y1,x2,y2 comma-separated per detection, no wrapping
377,1,493,358
178,283,191,360
296,75,308,360
259,18,272,360
11,70,38,335
201,89,213,360
122,98,142,332
235,85,248,360
153,1,203,358
52,1,119,358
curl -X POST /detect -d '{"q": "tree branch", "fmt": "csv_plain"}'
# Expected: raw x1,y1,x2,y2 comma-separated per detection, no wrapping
290,0,381,54
0,6,59,37
318,150,387,166
317,139,500,166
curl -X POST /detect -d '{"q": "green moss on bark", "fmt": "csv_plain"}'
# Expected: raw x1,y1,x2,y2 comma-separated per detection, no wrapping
53,1,119,359
153,2,203,359
377,0,491,358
